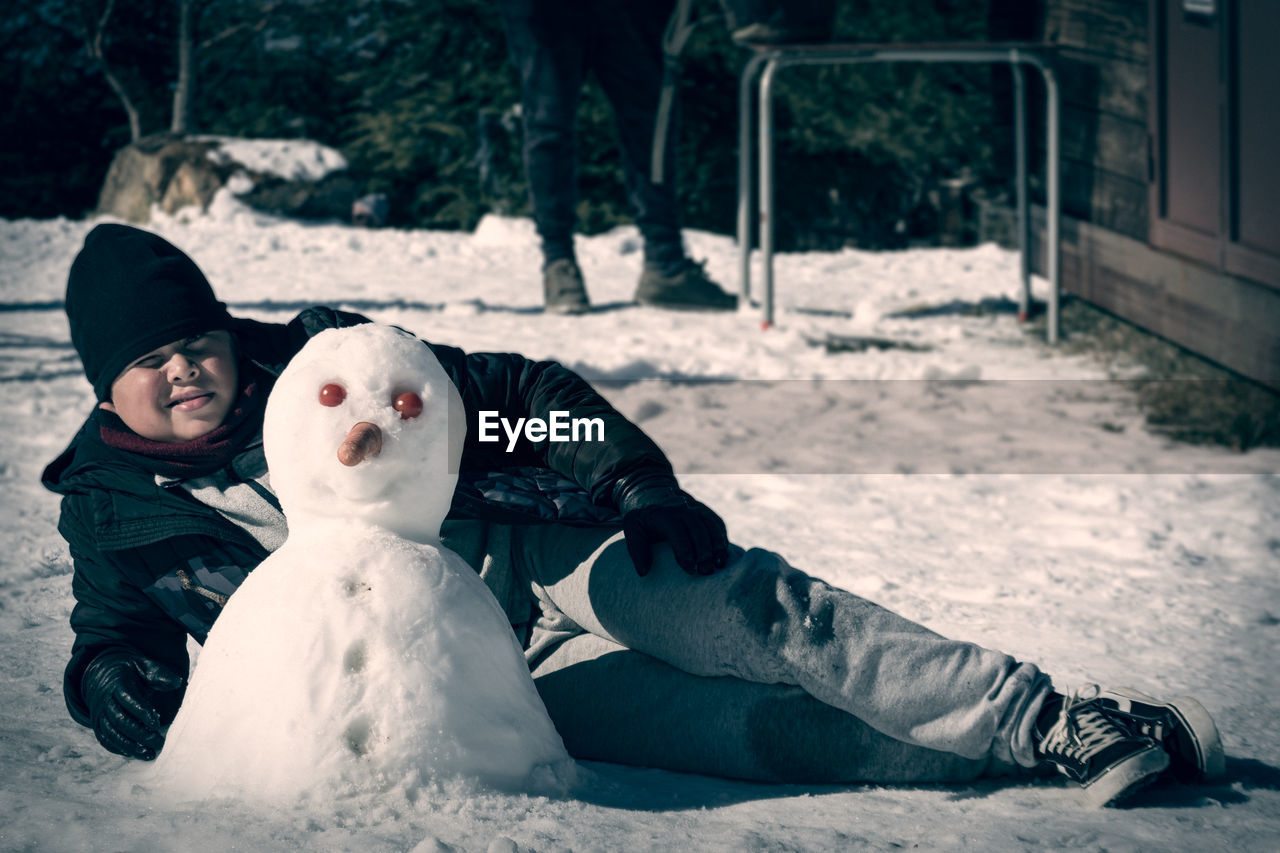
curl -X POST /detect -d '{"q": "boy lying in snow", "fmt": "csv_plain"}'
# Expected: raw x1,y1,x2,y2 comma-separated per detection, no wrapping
43,224,1224,807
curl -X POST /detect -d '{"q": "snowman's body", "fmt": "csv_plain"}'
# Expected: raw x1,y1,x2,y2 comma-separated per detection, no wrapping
150,324,573,802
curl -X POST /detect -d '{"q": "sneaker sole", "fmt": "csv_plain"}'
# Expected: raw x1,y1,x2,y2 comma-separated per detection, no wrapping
635,298,738,312
545,303,590,315
1167,695,1227,782
1080,742,1169,808
1100,688,1226,782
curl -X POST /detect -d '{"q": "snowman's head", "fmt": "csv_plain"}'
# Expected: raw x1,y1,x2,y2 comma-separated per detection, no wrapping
263,323,466,542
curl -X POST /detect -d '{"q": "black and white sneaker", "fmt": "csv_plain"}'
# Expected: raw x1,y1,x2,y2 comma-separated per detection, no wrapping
1037,685,1169,807
1096,687,1226,783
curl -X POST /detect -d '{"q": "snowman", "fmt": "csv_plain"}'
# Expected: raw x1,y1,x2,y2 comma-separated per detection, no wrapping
149,323,575,803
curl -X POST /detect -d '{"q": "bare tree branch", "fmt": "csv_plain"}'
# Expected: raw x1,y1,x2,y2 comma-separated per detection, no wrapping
84,0,142,141
198,3,288,98
30,2,84,40
198,0,287,52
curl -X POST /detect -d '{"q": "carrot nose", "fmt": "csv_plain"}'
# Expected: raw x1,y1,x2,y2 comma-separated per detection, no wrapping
338,422,383,467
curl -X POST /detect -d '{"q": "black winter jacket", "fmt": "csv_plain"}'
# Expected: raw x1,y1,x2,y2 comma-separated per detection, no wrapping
42,308,680,728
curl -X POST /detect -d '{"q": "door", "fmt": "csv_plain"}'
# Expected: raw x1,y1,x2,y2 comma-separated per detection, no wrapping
1150,0,1280,289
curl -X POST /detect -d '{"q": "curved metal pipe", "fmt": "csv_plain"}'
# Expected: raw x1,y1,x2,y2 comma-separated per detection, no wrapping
738,50,771,303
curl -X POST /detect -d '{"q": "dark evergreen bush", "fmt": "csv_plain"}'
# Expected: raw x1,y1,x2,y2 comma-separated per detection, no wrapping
1,0,176,218
2,0,1010,250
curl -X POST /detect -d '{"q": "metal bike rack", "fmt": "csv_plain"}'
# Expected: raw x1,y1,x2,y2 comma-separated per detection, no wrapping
737,42,1061,342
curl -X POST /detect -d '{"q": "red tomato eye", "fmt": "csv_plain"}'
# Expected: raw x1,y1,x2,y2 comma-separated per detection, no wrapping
319,383,346,407
393,392,423,420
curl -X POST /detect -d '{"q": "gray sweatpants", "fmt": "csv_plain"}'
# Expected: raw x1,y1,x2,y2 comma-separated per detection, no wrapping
442,518,1052,784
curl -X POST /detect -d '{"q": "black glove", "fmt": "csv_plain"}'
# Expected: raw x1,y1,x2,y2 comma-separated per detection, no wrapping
621,485,730,577
81,651,184,761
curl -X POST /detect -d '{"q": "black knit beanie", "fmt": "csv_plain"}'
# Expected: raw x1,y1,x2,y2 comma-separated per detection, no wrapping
66,224,233,400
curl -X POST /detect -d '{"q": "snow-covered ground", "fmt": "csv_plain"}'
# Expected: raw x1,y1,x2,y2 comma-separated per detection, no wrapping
1,192,1278,851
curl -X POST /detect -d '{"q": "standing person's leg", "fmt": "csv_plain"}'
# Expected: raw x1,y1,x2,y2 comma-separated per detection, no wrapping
496,0,592,313
511,523,1051,769
590,2,737,310
497,0,585,264
590,0,684,273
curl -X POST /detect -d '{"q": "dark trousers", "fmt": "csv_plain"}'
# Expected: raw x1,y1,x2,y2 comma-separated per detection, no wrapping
497,0,686,271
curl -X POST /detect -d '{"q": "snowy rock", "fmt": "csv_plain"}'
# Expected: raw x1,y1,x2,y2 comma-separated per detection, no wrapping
199,136,348,183
148,324,574,805
95,134,356,224
95,136,227,223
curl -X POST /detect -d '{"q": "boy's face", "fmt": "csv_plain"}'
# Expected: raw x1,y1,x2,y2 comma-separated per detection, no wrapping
99,331,239,442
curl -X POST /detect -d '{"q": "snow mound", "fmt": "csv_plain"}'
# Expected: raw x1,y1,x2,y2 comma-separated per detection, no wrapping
471,214,537,248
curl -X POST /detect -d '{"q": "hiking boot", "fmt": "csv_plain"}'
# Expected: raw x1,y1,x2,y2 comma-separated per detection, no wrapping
1036,685,1169,807
1096,687,1226,783
635,260,738,312
543,258,590,315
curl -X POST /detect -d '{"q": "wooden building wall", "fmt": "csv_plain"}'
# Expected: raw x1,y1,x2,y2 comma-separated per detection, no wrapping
1032,0,1280,389
1043,0,1150,241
